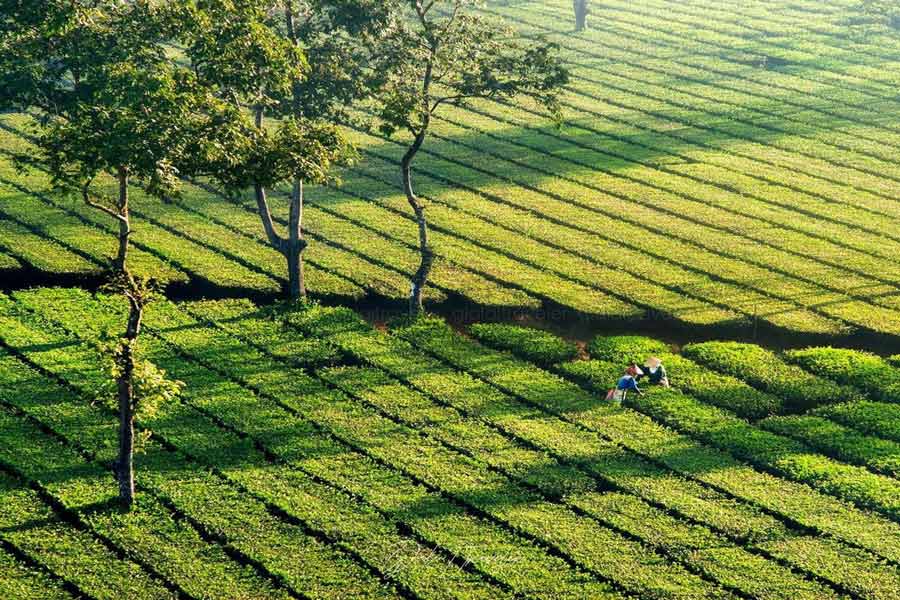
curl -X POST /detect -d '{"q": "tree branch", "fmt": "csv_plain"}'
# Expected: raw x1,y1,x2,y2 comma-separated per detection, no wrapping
82,185,128,224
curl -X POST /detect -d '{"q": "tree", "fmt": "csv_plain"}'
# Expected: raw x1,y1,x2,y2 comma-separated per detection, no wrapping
0,0,221,508
574,0,589,31
179,0,391,301
376,0,569,316
100,275,183,509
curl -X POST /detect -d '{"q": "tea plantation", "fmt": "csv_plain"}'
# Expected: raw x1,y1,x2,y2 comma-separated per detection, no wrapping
2,0,900,598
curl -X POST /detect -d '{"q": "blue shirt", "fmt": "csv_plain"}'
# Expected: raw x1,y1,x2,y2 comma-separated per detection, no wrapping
616,375,640,392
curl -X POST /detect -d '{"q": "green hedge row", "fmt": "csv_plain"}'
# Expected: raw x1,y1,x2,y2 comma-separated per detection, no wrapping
760,415,900,478
587,335,671,363
0,541,75,600
236,308,900,594
785,347,900,404
369,45,900,338
683,342,861,412
585,335,783,419
468,323,578,366
814,401,900,445
169,302,765,600
316,361,846,600
0,402,291,600
624,388,900,521
388,317,900,570
0,448,172,600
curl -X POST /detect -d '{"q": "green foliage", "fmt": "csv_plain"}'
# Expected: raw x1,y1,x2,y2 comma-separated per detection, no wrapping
0,1,234,202
587,335,670,364
94,353,184,435
376,0,568,138
468,322,577,365
392,316,900,564
814,400,900,444
556,359,622,391
849,0,900,32
785,347,900,404
628,389,900,521
208,116,356,194
761,415,900,478
683,342,861,412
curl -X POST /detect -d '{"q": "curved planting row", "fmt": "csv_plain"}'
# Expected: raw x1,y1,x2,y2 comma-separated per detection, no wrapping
346,111,900,337
492,2,900,202
785,347,900,405
339,147,746,326
574,335,783,420
454,94,900,288
573,0,900,108
132,300,741,600
346,127,855,335
512,1,900,176
474,324,900,502
815,401,900,445
611,0,900,97
760,416,900,479
0,457,173,600
3,293,537,600
539,0,900,121
621,383,900,521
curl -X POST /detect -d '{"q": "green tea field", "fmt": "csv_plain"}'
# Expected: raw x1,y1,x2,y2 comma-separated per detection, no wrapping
4,0,900,338
2,0,900,598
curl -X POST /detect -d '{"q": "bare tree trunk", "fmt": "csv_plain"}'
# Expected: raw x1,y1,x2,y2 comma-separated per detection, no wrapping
286,179,308,301
574,0,588,31
116,293,143,510
113,168,131,274
402,130,432,317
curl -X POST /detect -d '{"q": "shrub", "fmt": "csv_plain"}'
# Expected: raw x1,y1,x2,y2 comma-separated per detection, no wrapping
786,347,900,404
588,335,670,364
814,401,900,444
627,391,900,521
469,323,578,366
761,415,900,478
683,342,860,412
556,359,624,392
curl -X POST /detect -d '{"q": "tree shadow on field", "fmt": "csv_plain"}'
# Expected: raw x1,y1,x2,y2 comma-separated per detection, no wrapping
301,63,900,346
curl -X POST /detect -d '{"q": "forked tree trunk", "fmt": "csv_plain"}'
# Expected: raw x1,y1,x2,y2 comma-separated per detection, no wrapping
402,131,432,317
116,292,143,509
574,0,588,31
253,179,308,302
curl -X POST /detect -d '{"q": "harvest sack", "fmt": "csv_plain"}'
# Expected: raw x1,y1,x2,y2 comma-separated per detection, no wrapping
606,388,625,403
